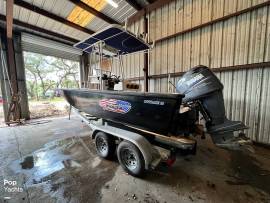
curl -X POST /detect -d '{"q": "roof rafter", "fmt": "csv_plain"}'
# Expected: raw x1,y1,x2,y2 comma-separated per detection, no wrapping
13,0,94,35
67,0,119,24
124,0,142,10
127,0,175,25
0,14,79,43
6,0,14,38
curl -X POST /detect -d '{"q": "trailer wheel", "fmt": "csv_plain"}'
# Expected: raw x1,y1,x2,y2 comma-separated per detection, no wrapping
95,132,115,159
117,141,145,177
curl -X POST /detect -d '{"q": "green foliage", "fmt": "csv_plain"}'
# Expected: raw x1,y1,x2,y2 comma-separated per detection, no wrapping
24,52,79,100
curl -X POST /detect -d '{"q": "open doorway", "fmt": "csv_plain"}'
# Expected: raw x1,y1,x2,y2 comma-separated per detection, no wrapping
23,52,80,119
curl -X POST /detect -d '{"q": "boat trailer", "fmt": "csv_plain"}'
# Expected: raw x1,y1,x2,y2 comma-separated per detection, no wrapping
72,107,197,176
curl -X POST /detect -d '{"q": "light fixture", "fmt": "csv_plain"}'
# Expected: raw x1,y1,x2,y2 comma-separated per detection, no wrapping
105,0,118,8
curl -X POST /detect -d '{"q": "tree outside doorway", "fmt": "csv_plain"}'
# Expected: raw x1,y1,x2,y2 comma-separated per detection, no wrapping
24,52,80,119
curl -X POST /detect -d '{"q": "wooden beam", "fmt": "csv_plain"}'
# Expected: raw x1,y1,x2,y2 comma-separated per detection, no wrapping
5,0,17,93
6,0,14,38
68,0,119,24
13,0,94,35
128,62,270,81
149,62,270,79
125,0,142,11
0,14,79,44
143,14,149,92
127,0,175,25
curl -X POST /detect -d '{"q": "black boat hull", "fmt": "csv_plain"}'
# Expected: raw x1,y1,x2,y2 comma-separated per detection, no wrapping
62,89,184,135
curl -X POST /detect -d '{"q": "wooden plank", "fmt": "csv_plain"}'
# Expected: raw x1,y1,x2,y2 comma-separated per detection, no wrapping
168,0,176,36
190,29,201,67
231,70,247,122
182,32,191,71
202,0,212,23
149,7,156,42
219,72,232,118
161,4,168,38
160,78,168,93
234,13,251,65
210,22,223,68
255,7,268,63
264,6,270,62
224,0,237,15
155,7,162,40
174,35,183,72
192,0,202,27
244,68,263,140
258,68,270,143
174,0,184,73
175,0,184,33
6,0,14,38
149,79,155,92
237,0,252,10
248,7,268,63
167,38,175,76
155,78,161,92
221,18,236,67
200,26,211,66
183,0,192,30
153,1,270,44
212,0,225,19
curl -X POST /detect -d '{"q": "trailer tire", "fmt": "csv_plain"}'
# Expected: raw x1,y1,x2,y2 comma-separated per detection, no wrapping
117,141,145,177
95,132,115,159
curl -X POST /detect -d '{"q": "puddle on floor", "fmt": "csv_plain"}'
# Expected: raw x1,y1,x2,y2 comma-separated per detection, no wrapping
9,136,118,202
10,137,81,186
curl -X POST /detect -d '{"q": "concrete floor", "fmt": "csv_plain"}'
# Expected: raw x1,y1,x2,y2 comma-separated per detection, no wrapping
0,116,270,203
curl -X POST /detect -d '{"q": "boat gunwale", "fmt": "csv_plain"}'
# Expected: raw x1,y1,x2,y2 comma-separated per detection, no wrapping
62,89,185,99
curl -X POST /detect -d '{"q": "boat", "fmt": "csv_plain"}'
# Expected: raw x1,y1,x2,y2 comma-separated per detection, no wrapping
62,24,248,149
63,89,185,135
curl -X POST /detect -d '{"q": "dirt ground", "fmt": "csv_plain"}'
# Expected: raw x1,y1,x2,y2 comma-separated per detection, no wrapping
28,99,69,119
0,116,270,203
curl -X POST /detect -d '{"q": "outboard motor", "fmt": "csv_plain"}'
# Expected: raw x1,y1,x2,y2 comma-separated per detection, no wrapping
176,65,248,148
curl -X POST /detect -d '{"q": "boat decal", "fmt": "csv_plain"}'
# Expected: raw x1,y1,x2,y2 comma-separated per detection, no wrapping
99,99,131,114
144,100,165,105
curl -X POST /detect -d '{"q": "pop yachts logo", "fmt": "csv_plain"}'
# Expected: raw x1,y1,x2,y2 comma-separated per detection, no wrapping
3,179,23,193
99,99,131,114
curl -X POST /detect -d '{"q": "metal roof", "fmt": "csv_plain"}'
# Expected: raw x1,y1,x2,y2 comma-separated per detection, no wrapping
0,0,138,42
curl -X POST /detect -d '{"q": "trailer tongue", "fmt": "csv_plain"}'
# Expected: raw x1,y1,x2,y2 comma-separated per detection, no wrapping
62,24,249,176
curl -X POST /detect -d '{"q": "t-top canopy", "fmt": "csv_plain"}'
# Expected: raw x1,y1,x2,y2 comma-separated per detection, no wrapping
74,24,150,56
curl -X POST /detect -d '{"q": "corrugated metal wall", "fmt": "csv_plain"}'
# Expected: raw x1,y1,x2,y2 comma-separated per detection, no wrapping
111,0,270,144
